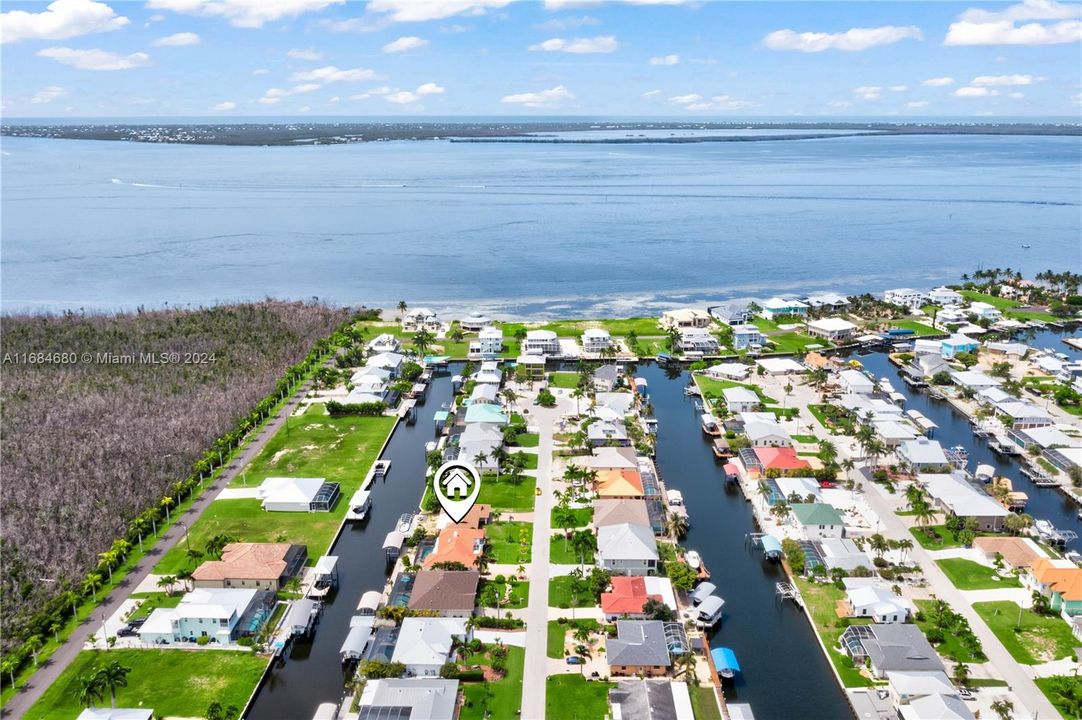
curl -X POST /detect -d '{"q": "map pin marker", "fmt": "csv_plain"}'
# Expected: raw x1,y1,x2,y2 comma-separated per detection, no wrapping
433,460,482,524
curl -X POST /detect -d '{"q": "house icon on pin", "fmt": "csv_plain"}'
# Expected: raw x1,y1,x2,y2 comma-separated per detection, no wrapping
442,468,472,499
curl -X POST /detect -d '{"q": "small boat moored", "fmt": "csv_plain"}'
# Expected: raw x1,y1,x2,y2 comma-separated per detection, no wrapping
711,646,742,680
685,550,702,570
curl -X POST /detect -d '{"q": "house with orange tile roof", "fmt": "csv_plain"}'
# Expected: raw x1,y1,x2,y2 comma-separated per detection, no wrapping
600,576,678,620
745,446,811,478
1024,558,1082,616
973,536,1043,571
191,542,307,591
595,468,645,499
423,525,486,570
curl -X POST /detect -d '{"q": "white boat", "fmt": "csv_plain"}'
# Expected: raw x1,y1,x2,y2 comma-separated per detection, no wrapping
372,460,391,480
425,440,439,454
345,489,372,521
685,550,702,570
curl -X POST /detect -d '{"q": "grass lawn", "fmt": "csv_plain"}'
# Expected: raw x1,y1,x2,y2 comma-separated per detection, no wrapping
552,506,593,529
793,579,875,688
936,558,1020,591
1034,676,1082,720
158,413,395,575
513,432,539,448
479,579,529,609
25,649,266,720
459,646,525,720
545,674,616,720
791,434,819,444
689,685,723,720
512,451,539,470
973,601,1079,664
695,376,777,404
547,619,603,659
549,372,582,389
959,290,1019,310
909,525,963,551
128,592,182,621
889,320,942,337
769,331,830,354
550,532,596,565
913,599,985,664
500,317,662,340
477,476,536,512
486,521,533,564
548,576,596,608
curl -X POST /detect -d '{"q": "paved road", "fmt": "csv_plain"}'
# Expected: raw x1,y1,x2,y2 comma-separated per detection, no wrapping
856,467,1062,720
519,393,563,720
2,380,315,720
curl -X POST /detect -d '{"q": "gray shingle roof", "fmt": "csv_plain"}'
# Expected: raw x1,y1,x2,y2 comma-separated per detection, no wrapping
607,621,671,667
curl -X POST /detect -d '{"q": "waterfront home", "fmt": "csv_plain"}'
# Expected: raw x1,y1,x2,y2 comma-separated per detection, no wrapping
588,419,631,447
887,671,974,720
897,693,974,720
705,362,751,380
940,335,979,359
774,476,822,503
257,477,340,513
714,303,754,326
77,710,154,720
949,369,999,392
819,538,873,572
461,315,491,332
407,570,480,617
402,308,440,332
919,473,1008,532
934,307,969,328
807,317,858,341
791,503,845,540
1045,446,1082,475
838,369,875,395
582,328,613,353
844,584,912,623
968,301,1003,322
911,354,951,380
608,679,694,720
760,297,809,319
722,386,760,413
368,333,402,354
976,386,1012,406
345,374,391,406
744,420,792,448
522,329,560,355
973,536,1043,571
191,542,306,591
138,587,265,646
596,469,646,499
594,392,637,417
928,287,964,306
883,289,926,311
874,420,919,447
732,325,765,351
594,498,652,529
457,422,503,469
601,576,678,620
606,621,680,676
470,326,503,356
516,354,546,380
593,364,622,391
1024,559,1082,617
1010,425,1082,454
660,308,712,330
463,403,508,425
756,357,806,375
367,351,406,377
898,439,949,471
992,400,1052,430
840,623,944,678
984,341,1029,357
391,617,471,677
472,360,503,386
677,328,720,354
422,525,486,570
805,292,850,311
749,446,812,476
583,447,640,470
597,522,659,576
468,383,499,405
358,679,459,720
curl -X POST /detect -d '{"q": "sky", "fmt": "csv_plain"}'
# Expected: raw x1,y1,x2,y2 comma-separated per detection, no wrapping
1,0,1080,118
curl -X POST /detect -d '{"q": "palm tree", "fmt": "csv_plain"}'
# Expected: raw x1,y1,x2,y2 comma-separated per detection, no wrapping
473,451,489,470
397,300,408,317
490,445,510,482
75,673,105,709
674,652,698,680
570,530,596,567
667,513,689,539
625,329,639,354
897,538,914,563
24,635,43,666
413,329,434,357
1,658,17,688
868,534,889,559
912,500,938,529
98,550,118,583
570,385,587,415
666,326,681,353
97,661,131,708
817,439,838,466
83,573,104,601
128,517,148,553
160,496,175,522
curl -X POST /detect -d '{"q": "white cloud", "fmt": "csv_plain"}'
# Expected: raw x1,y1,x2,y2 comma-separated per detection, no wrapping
1072,92,1082,105
649,53,680,65
853,85,884,100
252,68,269,75
529,35,618,53
944,0,1081,45
258,83,320,104
287,47,323,60
31,85,68,104
762,25,923,52
971,73,1041,85
383,35,428,53
670,93,759,111
955,86,990,97
534,15,598,31
383,83,445,104
1009,91,1025,98
152,31,200,46
500,84,574,108
37,46,150,70
641,89,662,98
907,100,930,108
213,100,236,110
922,76,955,86
146,0,344,29
365,0,511,23
416,82,444,95
348,92,371,101
329,95,340,103
290,65,376,83
299,105,311,112
543,0,694,7
0,0,129,44
826,100,853,108
890,85,908,92
669,93,702,105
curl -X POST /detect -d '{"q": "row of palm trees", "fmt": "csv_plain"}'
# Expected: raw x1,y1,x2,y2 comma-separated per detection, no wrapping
75,661,131,710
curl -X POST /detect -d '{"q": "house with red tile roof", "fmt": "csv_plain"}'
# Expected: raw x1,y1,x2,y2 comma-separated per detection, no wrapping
601,576,678,620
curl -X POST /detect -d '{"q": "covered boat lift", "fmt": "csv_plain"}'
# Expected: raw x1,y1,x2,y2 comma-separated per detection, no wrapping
357,590,382,615
760,534,783,562
711,646,742,680
339,615,376,664
285,597,320,637
307,555,339,597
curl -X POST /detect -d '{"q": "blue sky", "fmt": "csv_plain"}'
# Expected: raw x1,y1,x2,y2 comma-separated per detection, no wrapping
1,0,1080,118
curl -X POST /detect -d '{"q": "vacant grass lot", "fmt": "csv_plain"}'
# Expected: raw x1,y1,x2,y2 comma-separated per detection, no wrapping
551,506,593,529
477,476,536,512
513,432,540,448
794,579,875,688
479,579,529,609
936,558,1020,591
548,372,582,389
913,599,986,664
486,521,533,564
545,674,616,720
695,376,778,404
689,685,724,720
548,576,596,608
549,533,596,565
546,619,603,659
26,649,266,720
157,413,395,574
973,601,1078,664
459,646,525,720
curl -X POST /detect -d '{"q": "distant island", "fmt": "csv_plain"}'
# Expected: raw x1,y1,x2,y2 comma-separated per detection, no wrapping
2,120,1080,147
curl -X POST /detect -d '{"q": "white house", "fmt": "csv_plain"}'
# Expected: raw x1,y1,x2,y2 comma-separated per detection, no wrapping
920,473,1008,532
366,352,405,378
660,308,712,330
460,315,491,332
139,588,259,646
367,333,401,354
582,328,612,353
358,679,459,720
968,301,1002,322
472,360,503,386
722,386,760,413
993,400,1053,429
949,370,998,392
846,585,911,623
597,523,659,576
898,439,949,471
391,617,470,677
402,308,440,332
705,363,751,380
760,297,809,319
258,477,340,513
677,328,719,354
732,326,765,351
470,326,503,356
744,421,792,448
522,330,560,355
928,287,963,306
883,289,926,311
805,292,850,310
806,317,858,341
838,369,875,395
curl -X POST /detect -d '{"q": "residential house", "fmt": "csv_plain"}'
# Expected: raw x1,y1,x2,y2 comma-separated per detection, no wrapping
139,588,263,646
940,335,979,359
919,473,1008,532
357,679,459,720
594,498,652,529
928,287,963,306
422,525,486,570
191,543,306,591
759,297,809,319
347,367,393,405
606,620,677,676
791,503,845,540
608,679,694,720
934,307,969,328
949,370,999,392
898,439,950,471
968,302,1003,322
993,400,1053,430
597,522,659,576
367,333,401,354
883,289,926,311
819,538,873,573
1024,559,1082,616
366,352,406,377
472,360,503,386
391,617,470,677
713,303,753,326
582,446,639,470
744,420,792,448
593,364,622,391
469,326,503,356
601,576,678,620
840,623,944,678
588,420,631,447
838,369,875,395
77,711,154,720
756,358,806,375
468,383,499,406
722,386,760,413
407,570,479,617
898,693,974,720
594,392,637,417
257,477,340,513
984,341,1029,357
460,315,491,332
582,328,613,353
516,354,546,380
457,422,503,470
401,308,440,332
677,328,719,354
463,403,508,425
596,469,645,499
845,584,912,623
804,293,850,311
705,362,751,380
660,308,712,330
751,447,811,476
732,326,765,351
973,536,1042,571
807,318,858,341
522,330,560,355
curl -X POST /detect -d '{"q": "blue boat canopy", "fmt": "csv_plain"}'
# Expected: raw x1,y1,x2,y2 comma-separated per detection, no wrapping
711,647,741,674
761,535,783,556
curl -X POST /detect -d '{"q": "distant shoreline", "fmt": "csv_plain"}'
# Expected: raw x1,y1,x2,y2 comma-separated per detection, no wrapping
3,121,1080,147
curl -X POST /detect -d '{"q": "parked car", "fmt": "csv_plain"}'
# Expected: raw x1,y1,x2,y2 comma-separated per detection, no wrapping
116,626,138,638
565,656,582,665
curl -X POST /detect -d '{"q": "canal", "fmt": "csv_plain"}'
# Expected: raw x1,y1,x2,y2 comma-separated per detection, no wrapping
245,366,457,720
639,363,853,720
857,329,1081,553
